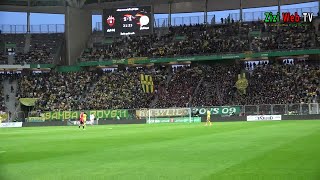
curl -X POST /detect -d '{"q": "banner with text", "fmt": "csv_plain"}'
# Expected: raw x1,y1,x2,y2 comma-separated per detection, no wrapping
0,122,23,128
136,108,189,118
41,109,128,120
148,117,201,124
247,115,282,121
27,117,45,122
192,106,241,115
68,120,96,125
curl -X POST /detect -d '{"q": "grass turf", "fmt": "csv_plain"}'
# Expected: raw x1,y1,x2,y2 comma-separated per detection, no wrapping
1,120,320,180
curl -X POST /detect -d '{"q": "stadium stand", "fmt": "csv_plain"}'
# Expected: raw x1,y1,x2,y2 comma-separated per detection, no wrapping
0,79,5,111
17,59,319,111
0,34,26,64
18,67,167,111
83,69,152,110
18,71,96,111
229,60,320,106
80,23,319,62
2,20,320,112
155,65,203,108
0,52,7,65
191,63,242,107
15,33,64,64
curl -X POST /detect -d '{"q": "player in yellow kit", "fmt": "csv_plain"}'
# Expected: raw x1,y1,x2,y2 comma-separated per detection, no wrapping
82,113,87,130
205,110,212,126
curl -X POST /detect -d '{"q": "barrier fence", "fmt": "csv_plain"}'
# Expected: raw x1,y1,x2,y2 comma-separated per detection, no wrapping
20,103,320,122
0,24,65,34
1,5,318,33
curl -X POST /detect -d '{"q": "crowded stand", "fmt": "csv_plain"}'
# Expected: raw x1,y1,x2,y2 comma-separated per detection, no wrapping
18,67,167,111
191,63,242,107
0,80,5,111
3,21,320,113
0,34,26,64
251,25,316,51
229,60,320,106
80,22,319,62
0,52,6,64
15,33,64,64
17,59,319,112
18,71,97,111
83,69,153,110
155,65,203,108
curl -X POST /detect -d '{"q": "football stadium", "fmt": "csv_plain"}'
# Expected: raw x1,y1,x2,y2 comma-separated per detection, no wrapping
1,0,320,179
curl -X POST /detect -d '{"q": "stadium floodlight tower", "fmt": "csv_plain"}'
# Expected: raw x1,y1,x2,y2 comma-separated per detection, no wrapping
147,108,193,124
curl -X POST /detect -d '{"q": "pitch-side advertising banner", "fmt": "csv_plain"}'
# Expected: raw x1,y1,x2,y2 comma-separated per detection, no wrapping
148,117,201,124
41,110,128,120
0,122,23,128
247,115,282,121
136,108,189,118
68,121,95,126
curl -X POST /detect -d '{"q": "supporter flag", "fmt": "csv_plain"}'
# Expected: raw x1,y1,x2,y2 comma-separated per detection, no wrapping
140,74,154,93
0,111,8,122
236,73,248,95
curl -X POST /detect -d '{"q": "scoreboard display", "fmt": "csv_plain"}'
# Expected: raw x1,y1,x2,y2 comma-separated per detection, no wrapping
103,6,153,36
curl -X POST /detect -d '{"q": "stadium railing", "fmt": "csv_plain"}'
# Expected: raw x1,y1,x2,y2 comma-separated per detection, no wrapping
1,5,317,34
0,24,65,34
242,103,319,115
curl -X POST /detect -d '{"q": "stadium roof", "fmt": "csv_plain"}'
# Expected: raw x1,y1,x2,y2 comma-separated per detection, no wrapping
0,0,317,14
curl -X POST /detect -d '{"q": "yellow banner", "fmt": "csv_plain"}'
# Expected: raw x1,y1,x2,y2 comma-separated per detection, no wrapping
236,73,248,95
0,112,8,121
140,74,154,93
19,98,38,106
136,108,189,118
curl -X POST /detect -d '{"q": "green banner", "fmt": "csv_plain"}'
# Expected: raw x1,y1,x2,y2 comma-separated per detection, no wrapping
30,64,56,69
41,109,128,121
192,106,241,115
5,43,16,48
148,117,201,124
27,117,45,122
77,49,320,67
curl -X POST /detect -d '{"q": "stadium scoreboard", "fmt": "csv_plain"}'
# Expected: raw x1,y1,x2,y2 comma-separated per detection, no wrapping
103,6,153,36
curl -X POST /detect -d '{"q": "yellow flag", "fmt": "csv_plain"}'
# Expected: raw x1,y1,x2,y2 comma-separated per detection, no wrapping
140,74,154,93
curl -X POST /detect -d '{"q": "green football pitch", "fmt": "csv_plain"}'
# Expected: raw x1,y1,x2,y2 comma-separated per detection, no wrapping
1,120,320,180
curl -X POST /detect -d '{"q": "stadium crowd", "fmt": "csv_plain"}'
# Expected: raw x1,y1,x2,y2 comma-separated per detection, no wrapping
0,80,5,111
11,59,320,112
229,60,320,106
155,65,203,108
83,70,152,110
0,20,318,114
191,63,242,107
0,34,26,64
0,22,318,65
18,71,97,111
15,33,64,64
80,22,318,62
18,67,168,111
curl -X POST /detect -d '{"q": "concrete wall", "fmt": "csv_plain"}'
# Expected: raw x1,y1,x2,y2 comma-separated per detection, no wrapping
65,6,92,65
